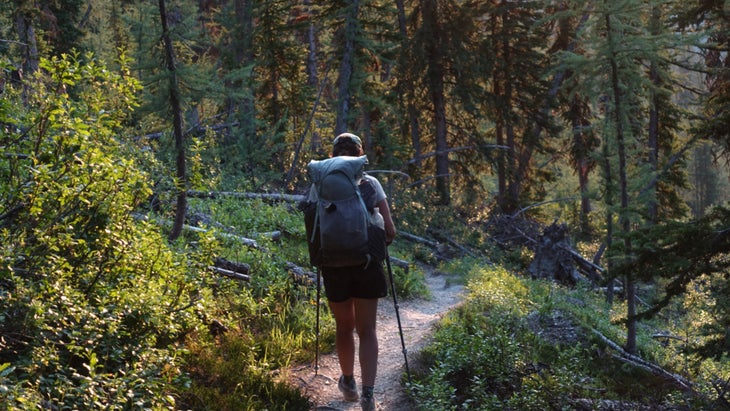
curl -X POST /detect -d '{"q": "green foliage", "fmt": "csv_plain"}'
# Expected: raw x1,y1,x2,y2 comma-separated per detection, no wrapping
1,0,728,408
0,53,204,409
611,205,730,358
178,332,312,411
408,263,723,410
387,257,430,300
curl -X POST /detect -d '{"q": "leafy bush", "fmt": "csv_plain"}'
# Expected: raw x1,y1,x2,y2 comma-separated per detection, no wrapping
0,52,209,409
407,263,720,410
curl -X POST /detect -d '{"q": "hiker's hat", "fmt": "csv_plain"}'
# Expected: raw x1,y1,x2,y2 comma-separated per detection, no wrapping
333,133,362,148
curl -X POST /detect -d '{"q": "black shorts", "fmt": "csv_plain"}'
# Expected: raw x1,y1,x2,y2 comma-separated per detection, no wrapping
320,261,388,303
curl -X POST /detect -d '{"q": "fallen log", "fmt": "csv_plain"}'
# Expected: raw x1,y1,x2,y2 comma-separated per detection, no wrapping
213,257,250,274
187,190,305,203
651,333,687,343
135,213,261,249
388,256,410,272
399,231,439,248
184,224,260,248
208,266,250,282
591,328,694,392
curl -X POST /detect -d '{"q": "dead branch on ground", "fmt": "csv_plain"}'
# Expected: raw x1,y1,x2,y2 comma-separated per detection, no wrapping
591,328,694,392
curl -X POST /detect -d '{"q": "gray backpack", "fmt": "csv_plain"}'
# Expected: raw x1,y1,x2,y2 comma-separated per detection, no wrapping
307,155,378,268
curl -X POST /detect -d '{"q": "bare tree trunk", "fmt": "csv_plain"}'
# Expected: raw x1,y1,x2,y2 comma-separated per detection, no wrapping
502,19,518,213
236,0,256,139
14,4,39,102
422,0,450,205
571,96,595,235
159,0,187,241
335,0,359,135
606,8,636,354
15,10,39,75
396,0,422,171
646,4,661,224
304,0,322,152
603,149,615,306
490,11,508,210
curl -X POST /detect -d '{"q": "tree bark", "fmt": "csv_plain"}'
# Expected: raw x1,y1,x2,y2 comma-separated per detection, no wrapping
571,96,595,235
396,0,422,172
229,0,255,142
646,4,661,224
334,0,359,135
304,0,322,152
422,0,450,205
14,5,39,76
159,0,187,242
605,6,636,354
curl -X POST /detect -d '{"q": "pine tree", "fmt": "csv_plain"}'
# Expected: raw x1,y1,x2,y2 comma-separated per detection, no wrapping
157,0,186,241
333,0,360,136
673,0,729,154
484,0,553,213
562,0,676,353
688,142,723,217
614,205,730,358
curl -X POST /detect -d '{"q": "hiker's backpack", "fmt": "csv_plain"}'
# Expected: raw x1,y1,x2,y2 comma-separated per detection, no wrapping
303,155,385,268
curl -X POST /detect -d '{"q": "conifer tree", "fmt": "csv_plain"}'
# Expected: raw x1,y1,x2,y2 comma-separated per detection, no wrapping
158,0,186,241
643,1,688,224
482,0,552,213
228,0,255,138
567,0,693,353
673,0,729,154
11,0,40,78
127,0,214,236
333,0,360,136
688,142,722,217
403,0,499,206
551,4,598,234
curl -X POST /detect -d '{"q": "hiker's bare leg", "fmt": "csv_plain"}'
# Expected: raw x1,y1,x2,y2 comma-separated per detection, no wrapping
354,297,379,387
329,299,356,377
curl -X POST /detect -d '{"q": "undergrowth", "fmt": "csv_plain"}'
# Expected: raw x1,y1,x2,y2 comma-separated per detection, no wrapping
408,263,729,410
167,196,431,408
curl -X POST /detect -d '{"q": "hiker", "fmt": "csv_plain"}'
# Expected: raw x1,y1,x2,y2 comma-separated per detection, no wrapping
309,132,396,410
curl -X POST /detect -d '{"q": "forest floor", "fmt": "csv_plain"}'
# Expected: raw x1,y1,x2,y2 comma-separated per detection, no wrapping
285,264,465,411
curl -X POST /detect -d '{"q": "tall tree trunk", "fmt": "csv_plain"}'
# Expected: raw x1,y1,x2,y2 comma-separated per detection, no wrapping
304,0,322,151
335,0,359,135
502,19,518,213
159,0,187,242
14,4,39,101
422,0,450,205
396,0,422,171
646,4,661,224
571,96,594,235
603,147,616,306
491,13,508,210
606,7,636,354
234,0,255,140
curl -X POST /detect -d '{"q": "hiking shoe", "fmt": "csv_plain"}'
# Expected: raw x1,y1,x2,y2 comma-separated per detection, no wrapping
338,375,358,402
360,394,376,411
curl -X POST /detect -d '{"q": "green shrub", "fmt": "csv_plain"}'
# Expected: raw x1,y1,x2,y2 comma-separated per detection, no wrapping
0,52,204,410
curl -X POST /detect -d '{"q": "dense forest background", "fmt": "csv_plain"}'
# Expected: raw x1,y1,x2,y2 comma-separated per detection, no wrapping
1,0,729,409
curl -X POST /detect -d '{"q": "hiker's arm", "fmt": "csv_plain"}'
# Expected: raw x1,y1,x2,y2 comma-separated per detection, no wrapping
377,199,396,245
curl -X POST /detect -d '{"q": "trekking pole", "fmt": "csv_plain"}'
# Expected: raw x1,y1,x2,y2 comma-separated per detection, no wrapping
314,266,321,375
385,249,412,384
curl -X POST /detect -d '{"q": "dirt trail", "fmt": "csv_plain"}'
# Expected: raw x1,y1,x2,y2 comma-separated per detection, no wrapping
286,266,464,410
